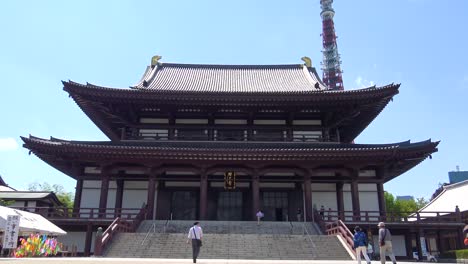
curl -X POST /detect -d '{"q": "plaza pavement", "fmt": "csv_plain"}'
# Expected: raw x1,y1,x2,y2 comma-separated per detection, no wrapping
0,258,464,264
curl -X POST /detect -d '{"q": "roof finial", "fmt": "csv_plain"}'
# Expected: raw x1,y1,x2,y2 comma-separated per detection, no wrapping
151,55,162,66
301,56,312,68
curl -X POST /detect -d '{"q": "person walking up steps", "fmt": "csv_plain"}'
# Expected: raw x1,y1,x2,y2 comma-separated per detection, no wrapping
378,222,397,264
187,222,203,263
353,226,371,264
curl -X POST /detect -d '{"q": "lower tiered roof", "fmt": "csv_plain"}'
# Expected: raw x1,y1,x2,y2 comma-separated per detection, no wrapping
22,135,438,182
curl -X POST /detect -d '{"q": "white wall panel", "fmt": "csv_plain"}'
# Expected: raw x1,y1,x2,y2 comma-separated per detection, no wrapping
57,232,87,252
83,180,101,188
124,181,148,189
122,189,147,210
311,192,337,211
311,183,336,191
373,235,407,256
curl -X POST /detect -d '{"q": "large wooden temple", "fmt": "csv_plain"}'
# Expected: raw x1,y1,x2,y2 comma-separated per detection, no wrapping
22,56,449,257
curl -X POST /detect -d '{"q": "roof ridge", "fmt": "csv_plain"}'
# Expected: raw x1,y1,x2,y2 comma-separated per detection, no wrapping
159,62,304,69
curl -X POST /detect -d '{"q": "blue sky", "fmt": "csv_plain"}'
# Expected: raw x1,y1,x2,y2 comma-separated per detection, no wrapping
1,0,467,200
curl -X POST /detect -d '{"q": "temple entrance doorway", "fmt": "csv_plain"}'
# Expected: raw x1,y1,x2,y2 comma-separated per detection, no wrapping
262,191,288,221
217,191,243,221
171,191,198,220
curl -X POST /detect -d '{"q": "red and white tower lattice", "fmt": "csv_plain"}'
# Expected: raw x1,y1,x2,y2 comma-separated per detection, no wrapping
320,0,344,90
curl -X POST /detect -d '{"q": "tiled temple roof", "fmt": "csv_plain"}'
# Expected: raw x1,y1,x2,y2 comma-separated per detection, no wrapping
22,135,438,157
131,63,328,93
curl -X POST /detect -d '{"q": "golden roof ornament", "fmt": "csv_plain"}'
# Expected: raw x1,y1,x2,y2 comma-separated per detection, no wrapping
151,55,162,66
301,56,312,68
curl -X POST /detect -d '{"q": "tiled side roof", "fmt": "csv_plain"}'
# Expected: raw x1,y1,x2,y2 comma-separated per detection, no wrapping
131,63,328,93
22,136,438,154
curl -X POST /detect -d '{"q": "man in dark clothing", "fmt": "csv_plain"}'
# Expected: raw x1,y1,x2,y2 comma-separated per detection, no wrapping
353,226,371,264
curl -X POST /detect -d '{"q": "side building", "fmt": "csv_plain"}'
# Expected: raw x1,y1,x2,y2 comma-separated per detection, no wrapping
22,57,442,256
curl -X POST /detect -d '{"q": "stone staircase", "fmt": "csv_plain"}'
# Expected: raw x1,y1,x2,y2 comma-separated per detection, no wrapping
105,220,351,260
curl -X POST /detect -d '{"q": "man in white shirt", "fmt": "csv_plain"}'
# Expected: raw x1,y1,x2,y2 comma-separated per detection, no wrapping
187,222,203,263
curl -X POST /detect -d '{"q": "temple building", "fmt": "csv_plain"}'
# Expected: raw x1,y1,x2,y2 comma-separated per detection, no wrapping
22,56,445,257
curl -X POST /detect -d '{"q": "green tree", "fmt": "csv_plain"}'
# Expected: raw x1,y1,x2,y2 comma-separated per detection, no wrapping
0,199,15,206
28,182,74,208
384,191,429,218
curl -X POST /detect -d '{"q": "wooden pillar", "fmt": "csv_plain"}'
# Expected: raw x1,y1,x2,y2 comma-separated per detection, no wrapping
350,180,360,221
99,168,111,218
146,174,157,220
84,223,93,257
168,113,175,140
115,179,124,217
436,230,444,253
404,232,413,259
73,179,83,213
416,229,424,261
336,182,344,220
200,171,208,220
252,173,260,220
247,112,254,140
304,175,312,221
377,182,386,219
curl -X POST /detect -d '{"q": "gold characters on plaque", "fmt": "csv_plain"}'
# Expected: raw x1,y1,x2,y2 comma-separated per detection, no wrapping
224,171,236,190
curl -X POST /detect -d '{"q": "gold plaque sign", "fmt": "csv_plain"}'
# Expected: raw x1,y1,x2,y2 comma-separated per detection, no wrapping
224,171,236,190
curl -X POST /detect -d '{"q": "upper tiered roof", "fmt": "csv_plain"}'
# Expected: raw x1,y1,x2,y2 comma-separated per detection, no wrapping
61,58,400,142
131,62,328,93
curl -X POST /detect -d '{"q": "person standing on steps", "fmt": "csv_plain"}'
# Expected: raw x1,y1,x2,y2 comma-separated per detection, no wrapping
378,222,397,264
319,205,325,219
187,222,203,263
296,208,302,222
353,226,371,264
256,209,264,225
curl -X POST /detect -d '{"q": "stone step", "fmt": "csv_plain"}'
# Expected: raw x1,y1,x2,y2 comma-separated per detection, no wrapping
105,233,351,260
136,220,319,235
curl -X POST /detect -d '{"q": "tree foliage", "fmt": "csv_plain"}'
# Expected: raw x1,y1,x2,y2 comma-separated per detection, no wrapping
384,192,429,218
28,182,74,208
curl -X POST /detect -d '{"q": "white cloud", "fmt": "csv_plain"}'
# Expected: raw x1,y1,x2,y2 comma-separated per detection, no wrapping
355,76,375,88
0,138,18,151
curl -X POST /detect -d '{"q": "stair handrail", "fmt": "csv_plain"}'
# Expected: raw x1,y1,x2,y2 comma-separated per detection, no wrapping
302,222,317,258
326,220,356,256
163,218,170,233
141,221,156,245
94,217,129,256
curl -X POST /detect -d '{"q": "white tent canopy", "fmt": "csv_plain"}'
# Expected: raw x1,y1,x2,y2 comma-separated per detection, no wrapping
0,206,66,235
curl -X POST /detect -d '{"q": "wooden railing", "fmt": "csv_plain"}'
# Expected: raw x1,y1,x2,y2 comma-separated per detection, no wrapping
131,131,324,142
11,207,143,220
94,206,147,256
326,220,356,256
315,210,462,224
93,217,130,256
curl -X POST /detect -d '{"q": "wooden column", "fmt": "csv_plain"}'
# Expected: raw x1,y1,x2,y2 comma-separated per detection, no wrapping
304,175,312,221
200,171,208,220
404,232,413,259
436,230,444,253
336,182,344,220
73,179,83,212
84,223,93,257
247,112,254,140
252,173,260,220
115,179,124,217
350,180,360,221
377,182,386,219
146,174,157,220
99,167,111,217
416,229,423,261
